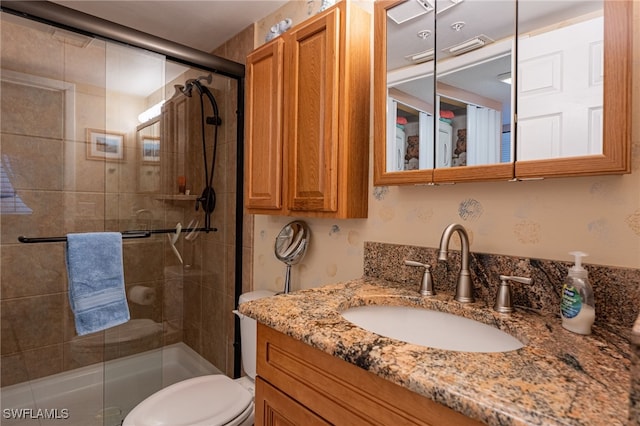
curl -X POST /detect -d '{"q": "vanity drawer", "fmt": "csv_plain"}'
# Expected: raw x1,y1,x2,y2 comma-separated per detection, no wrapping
256,323,481,426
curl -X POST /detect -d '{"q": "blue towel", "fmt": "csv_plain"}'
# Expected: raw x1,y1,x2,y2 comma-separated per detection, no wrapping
66,232,130,336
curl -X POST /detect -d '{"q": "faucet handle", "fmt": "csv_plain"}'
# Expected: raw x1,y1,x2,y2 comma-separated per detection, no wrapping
404,260,435,297
404,260,428,268
494,275,533,314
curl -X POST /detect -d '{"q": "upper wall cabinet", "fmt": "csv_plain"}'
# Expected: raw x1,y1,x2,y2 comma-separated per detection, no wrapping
374,0,632,186
245,0,371,218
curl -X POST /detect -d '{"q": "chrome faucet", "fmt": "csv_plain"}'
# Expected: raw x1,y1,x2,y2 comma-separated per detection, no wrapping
438,223,474,303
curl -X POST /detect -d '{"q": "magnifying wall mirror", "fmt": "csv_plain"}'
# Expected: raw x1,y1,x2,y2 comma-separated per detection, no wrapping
274,220,310,294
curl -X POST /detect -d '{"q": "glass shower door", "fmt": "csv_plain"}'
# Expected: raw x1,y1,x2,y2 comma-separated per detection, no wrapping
0,12,115,425
1,10,238,426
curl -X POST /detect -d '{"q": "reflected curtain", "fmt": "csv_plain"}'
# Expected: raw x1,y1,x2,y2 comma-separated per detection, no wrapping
418,111,434,170
466,105,501,166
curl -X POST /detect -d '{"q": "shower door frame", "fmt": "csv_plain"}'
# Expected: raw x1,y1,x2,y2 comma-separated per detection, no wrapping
0,0,247,378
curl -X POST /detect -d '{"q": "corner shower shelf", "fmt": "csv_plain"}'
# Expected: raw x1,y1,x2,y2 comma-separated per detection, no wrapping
155,195,199,202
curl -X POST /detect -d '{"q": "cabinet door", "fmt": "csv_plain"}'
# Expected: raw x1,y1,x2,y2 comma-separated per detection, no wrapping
245,39,285,211
161,93,196,195
285,8,340,213
514,0,631,178
255,377,330,426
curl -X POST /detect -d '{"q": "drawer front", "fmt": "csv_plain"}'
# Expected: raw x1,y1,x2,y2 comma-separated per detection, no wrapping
255,377,331,426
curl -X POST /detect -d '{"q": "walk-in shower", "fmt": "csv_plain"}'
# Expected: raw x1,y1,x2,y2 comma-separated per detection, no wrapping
0,2,246,425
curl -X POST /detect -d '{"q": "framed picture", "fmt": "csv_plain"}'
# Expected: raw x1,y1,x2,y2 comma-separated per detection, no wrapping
141,136,160,163
86,129,125,161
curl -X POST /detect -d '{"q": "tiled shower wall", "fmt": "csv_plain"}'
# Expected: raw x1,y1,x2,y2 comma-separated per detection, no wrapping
210,22,258,374
0,20,168,384
0,12,242,385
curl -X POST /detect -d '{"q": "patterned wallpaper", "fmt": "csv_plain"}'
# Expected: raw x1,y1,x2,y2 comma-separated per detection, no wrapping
251,1,640,294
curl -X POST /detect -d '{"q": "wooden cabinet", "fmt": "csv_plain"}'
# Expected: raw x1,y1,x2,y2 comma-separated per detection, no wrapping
161,86,212,197
245,39,285,211
255,377,330,426
245,1,370,218
255,323,483,426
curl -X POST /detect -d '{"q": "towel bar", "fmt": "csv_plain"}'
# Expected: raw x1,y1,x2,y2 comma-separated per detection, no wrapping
17,226,216,244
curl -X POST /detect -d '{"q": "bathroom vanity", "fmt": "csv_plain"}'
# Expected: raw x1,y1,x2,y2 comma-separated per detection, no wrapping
239,278,631,425
255,322,480,425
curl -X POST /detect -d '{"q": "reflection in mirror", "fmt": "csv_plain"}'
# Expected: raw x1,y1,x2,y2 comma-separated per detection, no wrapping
517,1,603,161
137,117,160,193
387,76,435,171
435,0,515,169
377,0,630,185
385,0,435,173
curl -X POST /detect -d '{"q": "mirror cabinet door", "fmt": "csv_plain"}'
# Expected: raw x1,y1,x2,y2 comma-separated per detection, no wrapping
515,0,631,178
374,0,631,186
433,0,515,183
137,117,161,193
374,0,435,185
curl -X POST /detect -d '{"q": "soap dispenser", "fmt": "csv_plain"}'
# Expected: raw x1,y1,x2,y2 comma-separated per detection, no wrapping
560,251,595,335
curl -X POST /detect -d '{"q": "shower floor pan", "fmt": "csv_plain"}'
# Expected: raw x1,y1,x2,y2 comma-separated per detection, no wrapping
1,342,221,426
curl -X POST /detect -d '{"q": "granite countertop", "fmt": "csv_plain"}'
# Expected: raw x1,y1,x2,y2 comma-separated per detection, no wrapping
239,277,631,426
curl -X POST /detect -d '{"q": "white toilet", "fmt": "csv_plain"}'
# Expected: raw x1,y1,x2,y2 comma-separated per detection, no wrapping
123,290,275,426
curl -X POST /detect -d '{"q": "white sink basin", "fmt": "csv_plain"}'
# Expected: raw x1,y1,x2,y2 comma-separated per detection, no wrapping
341,305,524,353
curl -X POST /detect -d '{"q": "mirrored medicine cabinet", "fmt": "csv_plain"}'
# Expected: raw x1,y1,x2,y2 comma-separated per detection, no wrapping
373,0,632,186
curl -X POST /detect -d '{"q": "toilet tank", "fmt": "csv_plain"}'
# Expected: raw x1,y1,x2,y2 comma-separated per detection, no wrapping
237,290,275,380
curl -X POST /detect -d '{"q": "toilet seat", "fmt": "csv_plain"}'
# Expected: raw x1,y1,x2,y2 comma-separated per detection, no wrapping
123,375,253,426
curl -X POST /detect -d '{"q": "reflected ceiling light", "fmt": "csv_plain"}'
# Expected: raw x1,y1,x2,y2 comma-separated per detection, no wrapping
417,30,432,39
450,21,465,32
387,0,434,25
138,100,166,123
446,35,492,55
406,48,435,64
498,72,512,85
437,0,465,15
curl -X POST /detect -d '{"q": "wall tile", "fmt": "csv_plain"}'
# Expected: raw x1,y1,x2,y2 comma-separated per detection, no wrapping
1,244,66,299
1,294,65,355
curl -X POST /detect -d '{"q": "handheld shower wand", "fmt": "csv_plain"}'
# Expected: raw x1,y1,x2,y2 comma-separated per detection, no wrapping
180,74,220,231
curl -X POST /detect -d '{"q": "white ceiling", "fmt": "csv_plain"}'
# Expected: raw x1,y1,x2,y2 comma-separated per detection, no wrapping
387,0,602,71
43,1,287,97
387,0,603,125
52,0,288,53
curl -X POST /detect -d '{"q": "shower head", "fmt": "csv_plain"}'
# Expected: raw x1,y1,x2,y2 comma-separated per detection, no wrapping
180,82,194,97
180,75,213,98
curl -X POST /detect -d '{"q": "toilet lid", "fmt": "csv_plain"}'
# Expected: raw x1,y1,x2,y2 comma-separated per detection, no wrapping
124,375,252,426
